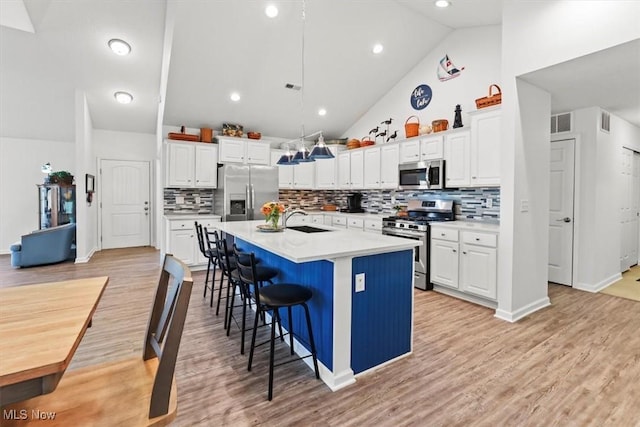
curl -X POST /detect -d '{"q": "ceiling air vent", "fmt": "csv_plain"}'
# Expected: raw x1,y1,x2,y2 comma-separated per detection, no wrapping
550,112,572,134
600,110,610,133
285,83,301,91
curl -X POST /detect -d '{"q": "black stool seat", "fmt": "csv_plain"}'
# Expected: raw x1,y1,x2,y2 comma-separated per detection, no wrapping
258,284,312,307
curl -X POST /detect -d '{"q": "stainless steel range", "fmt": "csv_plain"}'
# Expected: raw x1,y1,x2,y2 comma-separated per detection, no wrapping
382,199,455,290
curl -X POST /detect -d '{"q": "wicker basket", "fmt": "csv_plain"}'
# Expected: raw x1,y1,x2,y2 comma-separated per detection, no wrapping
404,116,420,138
360,136,375,147
475,84,502,109
432,119,449,133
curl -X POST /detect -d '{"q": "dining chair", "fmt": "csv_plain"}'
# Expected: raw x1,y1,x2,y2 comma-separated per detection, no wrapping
0,254,193,426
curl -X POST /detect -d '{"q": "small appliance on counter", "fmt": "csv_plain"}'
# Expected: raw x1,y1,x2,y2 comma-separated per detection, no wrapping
342,192,364,213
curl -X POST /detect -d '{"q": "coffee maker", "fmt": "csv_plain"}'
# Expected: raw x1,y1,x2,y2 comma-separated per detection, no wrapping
344,192,364,213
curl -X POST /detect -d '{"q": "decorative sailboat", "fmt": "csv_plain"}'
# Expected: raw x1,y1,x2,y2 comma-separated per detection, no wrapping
437,54,464,81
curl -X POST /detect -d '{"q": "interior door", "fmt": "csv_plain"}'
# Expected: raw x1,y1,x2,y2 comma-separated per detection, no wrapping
620,148,638,271
100,159,150,249
635,152,640,265
548,139,575,285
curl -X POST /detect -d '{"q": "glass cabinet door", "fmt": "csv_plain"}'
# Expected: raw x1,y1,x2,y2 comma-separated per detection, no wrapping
38,184,76,229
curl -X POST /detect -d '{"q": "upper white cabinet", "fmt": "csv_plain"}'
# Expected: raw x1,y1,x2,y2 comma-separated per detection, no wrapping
444,131,471,188
338,150,364,189
218,137,270,165
271,149,316,189
444,108,501,188
363,147,381,188
380,144,399,189
470,108,501,186
399,135,443,163
166,141,218,188
315,157,337,189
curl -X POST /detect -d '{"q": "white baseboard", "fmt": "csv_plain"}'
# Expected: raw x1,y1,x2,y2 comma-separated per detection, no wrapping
495,296,551,322
573,273,622,293
74,246,97,264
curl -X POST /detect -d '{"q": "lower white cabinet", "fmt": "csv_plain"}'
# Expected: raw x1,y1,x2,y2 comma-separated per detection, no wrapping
165,216,221,266
430,225,498,301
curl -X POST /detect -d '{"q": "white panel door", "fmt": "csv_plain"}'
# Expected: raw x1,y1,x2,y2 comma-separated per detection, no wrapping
420,135,444,161
167,143,194,187
461,243,497,299
444,132,470,188
363,147,381,188
634,152,640,265
620,148,637,271
380,144,399,189
430,239,459,289
194,144,218,188
337,152,351,188
548,139,575,285
350,150,365,188
101,160,150,249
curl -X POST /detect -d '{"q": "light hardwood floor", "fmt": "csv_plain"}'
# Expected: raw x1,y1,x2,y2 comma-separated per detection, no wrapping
1,248,639,427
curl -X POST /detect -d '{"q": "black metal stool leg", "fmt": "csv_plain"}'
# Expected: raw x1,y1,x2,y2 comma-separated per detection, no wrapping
240,284,248,355
226,282,237,335
302,302,320,379
248,304,261,372
204,258,211,298
288,306,294,354
268,308,278,401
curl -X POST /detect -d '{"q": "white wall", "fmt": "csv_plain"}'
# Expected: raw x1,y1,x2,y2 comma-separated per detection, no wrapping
0,137,75,253
93,129,157,247
499,0,640,319
341,25,501,141
573,108,640,291
74,91,97,262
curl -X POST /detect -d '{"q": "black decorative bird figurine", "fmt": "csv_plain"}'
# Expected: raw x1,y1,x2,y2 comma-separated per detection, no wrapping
376,130,387,139
381,118,393,125
369,126,379,135
386,130,398,142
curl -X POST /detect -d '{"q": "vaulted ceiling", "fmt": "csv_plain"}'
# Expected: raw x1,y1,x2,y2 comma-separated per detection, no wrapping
1,0,638,144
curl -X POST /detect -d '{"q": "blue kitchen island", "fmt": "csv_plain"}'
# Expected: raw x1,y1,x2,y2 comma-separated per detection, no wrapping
214,220,418,391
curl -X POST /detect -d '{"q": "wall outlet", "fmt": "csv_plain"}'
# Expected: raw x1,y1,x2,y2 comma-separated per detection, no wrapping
195,196,201,204
175,196,185,205
520,199,529,212
355,273,365,292
486,198,493,208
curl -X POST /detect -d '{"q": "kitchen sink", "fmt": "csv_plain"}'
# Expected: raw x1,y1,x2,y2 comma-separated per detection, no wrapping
287,225,332,233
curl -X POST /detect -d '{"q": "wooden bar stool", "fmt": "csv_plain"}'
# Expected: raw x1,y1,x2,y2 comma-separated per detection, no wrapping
233,244,320,400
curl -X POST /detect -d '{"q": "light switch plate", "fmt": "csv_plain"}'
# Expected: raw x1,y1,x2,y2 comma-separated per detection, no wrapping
176,196,185,204
355,273,365,292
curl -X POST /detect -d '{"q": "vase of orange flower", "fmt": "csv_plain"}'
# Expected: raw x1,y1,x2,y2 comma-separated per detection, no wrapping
261,201,285,229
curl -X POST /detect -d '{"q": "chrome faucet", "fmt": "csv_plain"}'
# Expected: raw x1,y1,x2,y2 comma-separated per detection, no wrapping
282,209,308,228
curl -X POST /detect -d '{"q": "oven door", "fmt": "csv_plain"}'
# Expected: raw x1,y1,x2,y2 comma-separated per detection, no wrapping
382,227,428,289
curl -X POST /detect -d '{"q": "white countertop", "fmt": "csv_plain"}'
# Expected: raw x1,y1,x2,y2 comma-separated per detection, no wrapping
431,220,500,232
214,220,418,263
305,211,388,220
164,214,221,220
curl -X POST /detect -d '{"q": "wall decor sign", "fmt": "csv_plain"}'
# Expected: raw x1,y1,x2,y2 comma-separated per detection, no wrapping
410,84,432,110
437,54,464,81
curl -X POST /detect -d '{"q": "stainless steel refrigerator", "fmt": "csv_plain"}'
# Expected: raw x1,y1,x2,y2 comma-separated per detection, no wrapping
213,164,279,221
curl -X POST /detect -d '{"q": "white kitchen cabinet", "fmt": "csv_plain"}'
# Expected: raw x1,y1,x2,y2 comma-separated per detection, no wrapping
430,225,498,301
166,141,218,188
443,131,471,188
347,217,364,230
420,135,444,160
399,138,420,163
460,232,498,299
271,150,295,189
293,162,315,189
363,147,381,188
364,218,382,233
470,108,501,186
315,157,337,189
398,135,443,163
218,137,270,165
430,238,459,289
165,216,221,267
332,215,347,228
338,151,364,189
380,144,399,189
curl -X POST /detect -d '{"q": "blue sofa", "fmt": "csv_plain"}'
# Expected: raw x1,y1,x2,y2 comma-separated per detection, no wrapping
10,223,76,268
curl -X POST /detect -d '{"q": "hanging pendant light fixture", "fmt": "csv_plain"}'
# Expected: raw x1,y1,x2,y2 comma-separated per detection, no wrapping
286,0,333,164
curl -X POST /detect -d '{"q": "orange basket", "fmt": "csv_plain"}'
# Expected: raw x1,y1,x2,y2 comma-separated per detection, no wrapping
475,84,502,109
360,136,375,147
404,116,420,138
432,119,449,133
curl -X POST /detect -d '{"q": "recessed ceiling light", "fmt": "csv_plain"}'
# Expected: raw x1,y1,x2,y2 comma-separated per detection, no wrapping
435,0,450,8
114,91,133,104
265,4,278,18
318,108,327,116
372,43,384,54
108,38,131,56
230,92,241,102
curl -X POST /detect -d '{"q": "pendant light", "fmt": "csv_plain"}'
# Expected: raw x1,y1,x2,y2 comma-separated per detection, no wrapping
309,133,334,159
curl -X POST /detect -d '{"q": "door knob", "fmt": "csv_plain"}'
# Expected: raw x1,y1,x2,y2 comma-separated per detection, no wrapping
556,217,571,223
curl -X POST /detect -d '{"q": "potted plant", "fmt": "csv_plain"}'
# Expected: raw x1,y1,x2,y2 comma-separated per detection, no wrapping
49,171,74,185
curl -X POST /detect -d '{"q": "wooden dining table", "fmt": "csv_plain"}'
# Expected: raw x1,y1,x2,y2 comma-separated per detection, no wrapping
0,276,108,406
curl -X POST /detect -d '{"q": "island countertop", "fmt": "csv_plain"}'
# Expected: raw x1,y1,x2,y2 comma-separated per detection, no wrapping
214,220,418,263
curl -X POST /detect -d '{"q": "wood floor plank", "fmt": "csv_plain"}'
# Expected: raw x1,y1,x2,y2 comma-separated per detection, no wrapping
1,248,639,426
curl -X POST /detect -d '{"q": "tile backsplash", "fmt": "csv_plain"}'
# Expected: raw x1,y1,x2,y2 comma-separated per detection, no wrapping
164,187,500,220
279,188,500,220
164,188,214,214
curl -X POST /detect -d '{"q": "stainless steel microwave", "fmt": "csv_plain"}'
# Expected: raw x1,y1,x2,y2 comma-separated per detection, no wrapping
398,160,445,190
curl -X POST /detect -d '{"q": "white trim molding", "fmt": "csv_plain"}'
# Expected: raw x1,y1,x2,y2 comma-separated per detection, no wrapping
574,273,622,293
494,296,551,323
